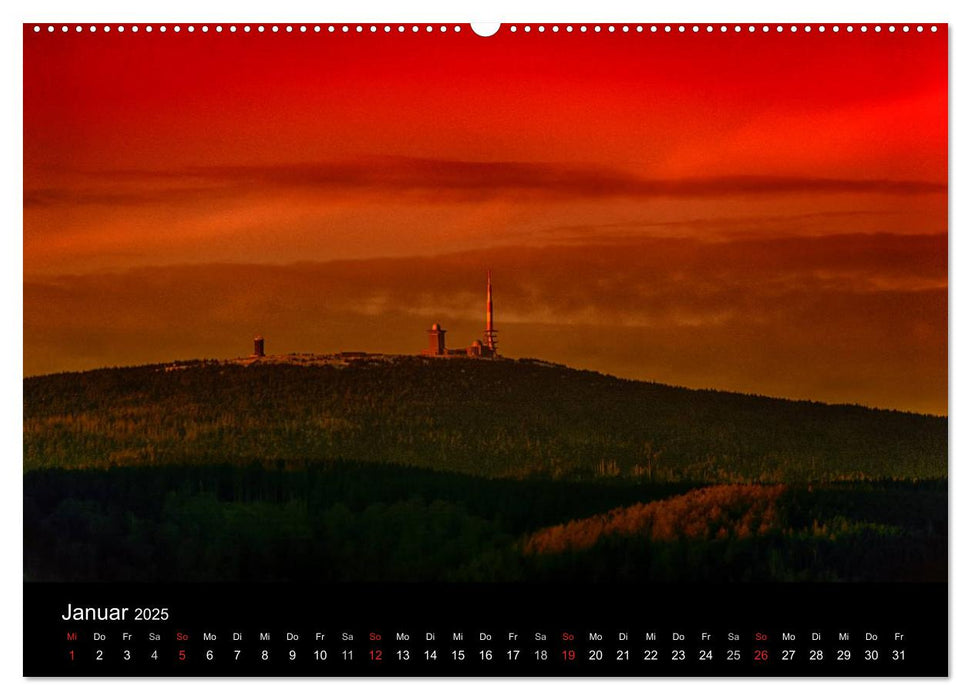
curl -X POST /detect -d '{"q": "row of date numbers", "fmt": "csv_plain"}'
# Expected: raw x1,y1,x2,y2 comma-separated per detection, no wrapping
69,647,906,664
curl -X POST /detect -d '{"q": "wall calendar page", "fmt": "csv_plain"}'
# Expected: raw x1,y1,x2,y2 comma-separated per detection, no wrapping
22,19,948,679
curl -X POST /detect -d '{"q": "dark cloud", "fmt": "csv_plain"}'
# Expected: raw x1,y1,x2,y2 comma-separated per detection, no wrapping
24,157,947,208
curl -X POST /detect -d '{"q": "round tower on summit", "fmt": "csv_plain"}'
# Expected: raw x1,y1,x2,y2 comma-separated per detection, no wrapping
424,323,446,356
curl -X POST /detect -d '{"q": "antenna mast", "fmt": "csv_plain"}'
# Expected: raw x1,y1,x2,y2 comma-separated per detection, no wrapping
484,270,498,353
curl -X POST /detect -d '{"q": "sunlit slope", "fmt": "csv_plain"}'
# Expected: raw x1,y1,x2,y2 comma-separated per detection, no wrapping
24,356,946,481
523,485,788,555
517,483,946,582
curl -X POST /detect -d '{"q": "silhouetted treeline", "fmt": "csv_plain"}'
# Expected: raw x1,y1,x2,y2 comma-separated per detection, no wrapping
24,461,946,583
24,358,947,481
518,525,946,583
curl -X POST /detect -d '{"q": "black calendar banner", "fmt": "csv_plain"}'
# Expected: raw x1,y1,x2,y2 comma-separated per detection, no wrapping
24,582,948,677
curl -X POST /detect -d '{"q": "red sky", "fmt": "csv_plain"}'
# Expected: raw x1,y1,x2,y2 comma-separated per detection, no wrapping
23,24,948,414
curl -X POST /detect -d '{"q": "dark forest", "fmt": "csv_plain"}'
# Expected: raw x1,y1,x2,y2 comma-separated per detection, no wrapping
24,357,947,582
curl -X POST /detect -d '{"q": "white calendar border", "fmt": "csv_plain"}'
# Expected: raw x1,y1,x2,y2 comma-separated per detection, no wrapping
1,1,965,699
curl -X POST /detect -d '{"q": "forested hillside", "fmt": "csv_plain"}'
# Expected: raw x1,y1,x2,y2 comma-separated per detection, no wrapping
23,356,947,582
24,356,946,481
